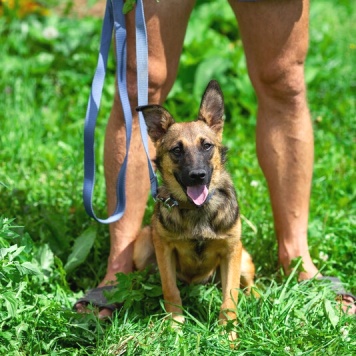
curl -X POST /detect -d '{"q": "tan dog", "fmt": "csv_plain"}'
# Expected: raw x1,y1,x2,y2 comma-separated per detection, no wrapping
134,80,255,332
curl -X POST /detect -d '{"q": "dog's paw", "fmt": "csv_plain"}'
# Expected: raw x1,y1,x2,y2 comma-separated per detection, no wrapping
172,313,185,325
220,327,239,349
165,314,185,334
219,315,239,347
228,329,238,341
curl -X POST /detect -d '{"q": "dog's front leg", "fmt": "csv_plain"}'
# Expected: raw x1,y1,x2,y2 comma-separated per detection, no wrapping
153,234,184,324
219,239,242,325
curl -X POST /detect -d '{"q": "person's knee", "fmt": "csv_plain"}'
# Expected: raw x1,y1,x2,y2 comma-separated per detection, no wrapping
126,58,169,106
252,59,307,109
148,60,171,103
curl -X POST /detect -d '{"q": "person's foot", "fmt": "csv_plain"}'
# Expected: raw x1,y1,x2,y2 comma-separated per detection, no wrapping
75,279,117,319
279,250,355,315
75,240,136,318
75,234,136,318
75,266,121,318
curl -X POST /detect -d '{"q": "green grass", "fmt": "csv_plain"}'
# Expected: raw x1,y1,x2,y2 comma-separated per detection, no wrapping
1,0,355,354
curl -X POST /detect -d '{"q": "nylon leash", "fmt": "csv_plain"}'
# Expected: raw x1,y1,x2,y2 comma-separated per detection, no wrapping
83,0,157,224
135,0,158,197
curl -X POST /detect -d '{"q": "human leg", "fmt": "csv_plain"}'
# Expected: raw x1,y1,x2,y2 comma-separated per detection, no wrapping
76,0,196,317
228,0,318,280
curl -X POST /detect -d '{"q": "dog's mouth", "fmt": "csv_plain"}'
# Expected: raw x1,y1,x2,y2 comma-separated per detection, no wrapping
173,171,212,207
186,185,209,206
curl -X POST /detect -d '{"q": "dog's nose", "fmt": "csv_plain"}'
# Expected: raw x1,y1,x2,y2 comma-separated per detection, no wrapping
189,169,206,181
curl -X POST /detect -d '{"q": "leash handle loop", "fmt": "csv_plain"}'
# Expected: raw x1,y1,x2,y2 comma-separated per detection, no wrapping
83,0,157,224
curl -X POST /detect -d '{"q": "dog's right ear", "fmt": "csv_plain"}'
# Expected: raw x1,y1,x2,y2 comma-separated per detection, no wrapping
136,105,175,143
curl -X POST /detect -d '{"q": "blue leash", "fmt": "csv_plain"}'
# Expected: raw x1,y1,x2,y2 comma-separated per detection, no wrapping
83,0,157,224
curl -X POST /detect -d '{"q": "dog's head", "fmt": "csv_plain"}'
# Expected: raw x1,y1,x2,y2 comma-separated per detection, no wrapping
137,80,227,206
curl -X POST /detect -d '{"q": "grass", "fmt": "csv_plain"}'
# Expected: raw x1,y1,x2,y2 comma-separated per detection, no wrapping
0,0,355,354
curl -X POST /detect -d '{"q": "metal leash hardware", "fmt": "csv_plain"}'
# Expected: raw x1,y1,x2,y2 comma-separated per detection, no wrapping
157,196,179,211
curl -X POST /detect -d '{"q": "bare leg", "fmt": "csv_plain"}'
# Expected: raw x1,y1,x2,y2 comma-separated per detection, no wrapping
76,0,196,317
228,0,318,280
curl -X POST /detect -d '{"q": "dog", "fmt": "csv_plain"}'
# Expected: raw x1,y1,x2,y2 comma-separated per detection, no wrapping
133,80,255,334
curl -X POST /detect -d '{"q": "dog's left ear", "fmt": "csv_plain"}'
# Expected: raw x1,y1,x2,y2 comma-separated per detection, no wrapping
197,80,224,137
137,105,175,143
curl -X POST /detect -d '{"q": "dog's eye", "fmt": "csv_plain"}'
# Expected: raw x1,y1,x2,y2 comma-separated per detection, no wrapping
171,146,182,156
203,143,213,151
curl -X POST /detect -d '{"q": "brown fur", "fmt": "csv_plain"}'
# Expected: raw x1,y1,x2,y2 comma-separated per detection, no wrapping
134,80,255,331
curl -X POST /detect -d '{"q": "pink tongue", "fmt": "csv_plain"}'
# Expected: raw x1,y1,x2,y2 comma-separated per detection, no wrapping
187,185,208,206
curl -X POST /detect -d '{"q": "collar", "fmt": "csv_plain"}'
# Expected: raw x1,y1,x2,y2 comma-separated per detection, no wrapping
156,186,215,211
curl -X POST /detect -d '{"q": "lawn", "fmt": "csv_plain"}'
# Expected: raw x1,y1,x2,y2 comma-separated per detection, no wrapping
0,0,355,354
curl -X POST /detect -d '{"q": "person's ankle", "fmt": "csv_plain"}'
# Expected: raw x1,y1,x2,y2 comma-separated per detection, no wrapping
97,260,134,288
98,279,117,288
278,246,320,281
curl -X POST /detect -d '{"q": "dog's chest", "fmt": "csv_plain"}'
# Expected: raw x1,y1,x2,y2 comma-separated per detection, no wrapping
159,207,220,240
174,238,222,262
172,238,230,284
193,239,207,257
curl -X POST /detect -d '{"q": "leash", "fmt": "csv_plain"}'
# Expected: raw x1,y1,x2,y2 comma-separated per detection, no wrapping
83,0,157,224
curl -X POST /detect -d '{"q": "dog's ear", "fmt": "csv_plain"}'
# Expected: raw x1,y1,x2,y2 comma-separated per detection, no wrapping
197,80,224,137
137,105,175,143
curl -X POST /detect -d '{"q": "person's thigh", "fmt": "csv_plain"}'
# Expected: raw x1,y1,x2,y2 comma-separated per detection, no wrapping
125,0,196,105
228,0,309,103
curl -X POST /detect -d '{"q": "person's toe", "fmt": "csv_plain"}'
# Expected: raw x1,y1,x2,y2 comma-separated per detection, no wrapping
98,307,114,319
340,295,356,315
75,302,90,314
